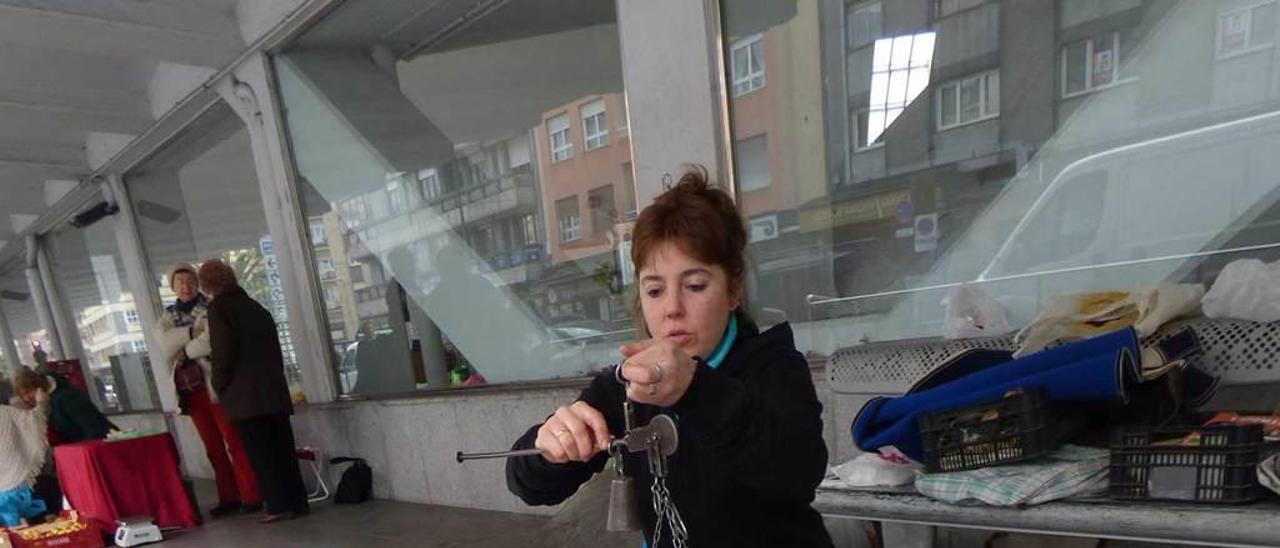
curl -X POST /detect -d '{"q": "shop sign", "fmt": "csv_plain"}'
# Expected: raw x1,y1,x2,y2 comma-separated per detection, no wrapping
914,213,939,253
799,190,911,232
749,214,779,242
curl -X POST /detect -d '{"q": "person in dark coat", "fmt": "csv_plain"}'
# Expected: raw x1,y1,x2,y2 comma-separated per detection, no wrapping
13,368,114,444
506,168,833,548
198,259,308,523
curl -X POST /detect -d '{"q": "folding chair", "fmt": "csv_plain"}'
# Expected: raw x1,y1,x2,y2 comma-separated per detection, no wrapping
296,447,330,503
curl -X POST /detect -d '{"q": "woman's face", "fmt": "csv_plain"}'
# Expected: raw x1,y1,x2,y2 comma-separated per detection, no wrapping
173,271,198,302
638,241,741,359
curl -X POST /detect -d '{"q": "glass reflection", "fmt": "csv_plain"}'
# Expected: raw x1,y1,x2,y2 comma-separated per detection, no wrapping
722,0,1280,364
275,0,634,394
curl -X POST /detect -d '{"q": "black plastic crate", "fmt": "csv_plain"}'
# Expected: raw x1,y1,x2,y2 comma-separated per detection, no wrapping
918,389,1058,473
1109,424,1271,503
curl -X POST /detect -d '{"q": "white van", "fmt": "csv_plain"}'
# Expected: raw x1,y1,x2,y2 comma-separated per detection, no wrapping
976,109,1280,321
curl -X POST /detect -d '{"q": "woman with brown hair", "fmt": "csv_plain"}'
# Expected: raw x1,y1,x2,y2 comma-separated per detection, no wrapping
14,367,114,445
198,259,309,523
506,168,833,547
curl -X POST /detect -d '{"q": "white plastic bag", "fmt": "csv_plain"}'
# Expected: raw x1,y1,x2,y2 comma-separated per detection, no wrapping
1202,259,1280,322
943,284,1012,339
831,451,920,487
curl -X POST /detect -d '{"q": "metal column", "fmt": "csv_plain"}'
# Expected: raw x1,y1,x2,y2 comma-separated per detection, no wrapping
0,300,20,376
24,235,61,360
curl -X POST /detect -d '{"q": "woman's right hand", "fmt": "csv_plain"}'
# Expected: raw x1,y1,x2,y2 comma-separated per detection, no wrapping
534,401,612,464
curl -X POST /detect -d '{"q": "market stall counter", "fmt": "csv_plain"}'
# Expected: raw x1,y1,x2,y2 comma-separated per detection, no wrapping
816,480,1280,547
52,433,200,533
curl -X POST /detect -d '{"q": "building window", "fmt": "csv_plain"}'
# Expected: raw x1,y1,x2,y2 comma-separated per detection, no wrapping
131,340,147,353
317,258,336,280
852,108,878,151
588,185,615,236
937,70,999,130
310,223,326,246
522,214,539,246
935,0,989,19
861,32,936,146
548,114,573,162
731,34,766,96
386,179,406,213
1062,33,1130,97
123,309,139,325
734,134,771,191
847,1,882,50
1218,2,1277,57
581,99,609,151
556,196,581,242
418,168,441,200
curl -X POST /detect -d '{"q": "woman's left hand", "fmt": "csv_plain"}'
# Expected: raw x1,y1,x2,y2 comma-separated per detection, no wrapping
618,339,696,407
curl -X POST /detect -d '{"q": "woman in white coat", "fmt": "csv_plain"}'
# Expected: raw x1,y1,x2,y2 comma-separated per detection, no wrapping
155,263,261,517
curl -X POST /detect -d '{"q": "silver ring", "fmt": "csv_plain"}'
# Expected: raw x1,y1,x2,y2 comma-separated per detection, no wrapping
647,383,658,396
553,428,570,438
653,362,665,383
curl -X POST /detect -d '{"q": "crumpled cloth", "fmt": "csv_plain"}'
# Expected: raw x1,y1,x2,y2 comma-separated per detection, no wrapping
1203,258,1280,322
1259,453,1280,496
1016,284,1203,357
0,401,49,492
915,445,1109,506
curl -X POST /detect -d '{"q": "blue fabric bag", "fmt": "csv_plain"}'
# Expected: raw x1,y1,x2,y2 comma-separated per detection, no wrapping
852,328,1143,461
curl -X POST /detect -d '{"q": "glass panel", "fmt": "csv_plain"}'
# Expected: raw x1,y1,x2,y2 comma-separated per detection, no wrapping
985,71,1000,115
959,76,981,122
747,37,757,74
588,185,615,236
125,102,304,402
940,85,957,127
733,42,749,81
849,1,881,49
1091,35,1117,86
1253,3,1277,47
275,1,632,393
735,134,771,191
720,0,1280,418
46,215,158,413
1065,40,1088,94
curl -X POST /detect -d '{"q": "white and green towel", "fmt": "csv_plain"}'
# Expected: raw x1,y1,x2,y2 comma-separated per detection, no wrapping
915,445,1109,506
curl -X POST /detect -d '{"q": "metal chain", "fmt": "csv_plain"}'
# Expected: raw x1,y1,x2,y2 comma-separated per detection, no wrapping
650,476,688,548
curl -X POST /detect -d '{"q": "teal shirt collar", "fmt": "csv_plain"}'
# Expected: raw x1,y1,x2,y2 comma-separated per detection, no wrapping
703,313,738,369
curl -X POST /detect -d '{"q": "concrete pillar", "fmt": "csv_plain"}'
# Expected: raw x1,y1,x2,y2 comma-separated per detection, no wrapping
0,301,20,376
617,0,733,205
216,53,338,402
23,235,61,360
106,175,181,412
411,309,449,388
37,243,79,363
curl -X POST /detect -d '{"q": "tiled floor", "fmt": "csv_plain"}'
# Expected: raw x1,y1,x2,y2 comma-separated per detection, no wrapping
157,481,548,547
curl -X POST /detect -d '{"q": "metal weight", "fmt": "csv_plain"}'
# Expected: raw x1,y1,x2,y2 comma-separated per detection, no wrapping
606,475,642,531
605,448,642,532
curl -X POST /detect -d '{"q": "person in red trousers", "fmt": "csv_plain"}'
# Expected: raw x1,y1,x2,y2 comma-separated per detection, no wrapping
155,263,261,518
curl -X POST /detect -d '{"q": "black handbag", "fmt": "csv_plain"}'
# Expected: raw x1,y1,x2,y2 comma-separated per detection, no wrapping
330,456,373,504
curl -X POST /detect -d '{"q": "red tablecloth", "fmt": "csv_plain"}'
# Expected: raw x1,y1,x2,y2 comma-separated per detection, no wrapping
52,434,200,532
